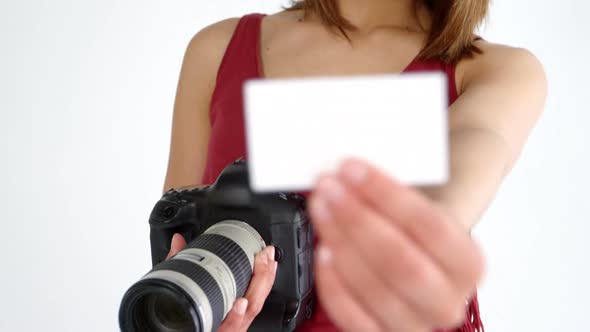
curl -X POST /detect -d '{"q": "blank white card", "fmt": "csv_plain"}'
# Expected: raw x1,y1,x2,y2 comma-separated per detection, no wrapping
243,72,449,192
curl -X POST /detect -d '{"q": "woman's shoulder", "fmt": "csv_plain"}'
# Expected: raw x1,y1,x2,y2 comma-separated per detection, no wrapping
456,40,546,95
186,10,292,50
183,16,242,64
182,11,291,71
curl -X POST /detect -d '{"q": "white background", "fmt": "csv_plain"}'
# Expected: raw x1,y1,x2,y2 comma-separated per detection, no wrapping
1,1,588,331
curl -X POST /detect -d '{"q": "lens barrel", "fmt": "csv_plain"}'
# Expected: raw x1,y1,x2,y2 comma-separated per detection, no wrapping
119,220,266,332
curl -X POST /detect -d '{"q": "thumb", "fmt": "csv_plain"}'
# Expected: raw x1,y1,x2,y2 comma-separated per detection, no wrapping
166,233,187,259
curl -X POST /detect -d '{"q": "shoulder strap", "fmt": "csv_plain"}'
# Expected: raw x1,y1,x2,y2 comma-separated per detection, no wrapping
215,13,265,83
444,61,459,104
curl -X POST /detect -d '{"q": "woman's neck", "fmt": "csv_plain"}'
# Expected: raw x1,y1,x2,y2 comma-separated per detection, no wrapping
335,0,428,34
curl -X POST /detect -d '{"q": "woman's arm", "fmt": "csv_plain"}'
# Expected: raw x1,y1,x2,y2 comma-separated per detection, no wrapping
162,17,240,194
417,42,548,230
160,17,279,332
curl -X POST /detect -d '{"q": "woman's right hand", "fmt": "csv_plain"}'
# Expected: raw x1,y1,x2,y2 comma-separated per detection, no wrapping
166,233,278,332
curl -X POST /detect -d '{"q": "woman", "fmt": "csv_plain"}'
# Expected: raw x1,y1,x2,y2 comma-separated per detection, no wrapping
162,0,547,331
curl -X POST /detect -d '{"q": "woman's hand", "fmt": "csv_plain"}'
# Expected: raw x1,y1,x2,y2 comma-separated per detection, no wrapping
308,158,485,332
166,234,278,332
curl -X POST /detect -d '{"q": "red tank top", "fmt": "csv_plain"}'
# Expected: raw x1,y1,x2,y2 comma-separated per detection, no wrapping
201,13,483,332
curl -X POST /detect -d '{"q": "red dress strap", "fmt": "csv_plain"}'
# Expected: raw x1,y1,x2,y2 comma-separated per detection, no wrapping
202,13,265,185
404,59,459,105
209,13,264,123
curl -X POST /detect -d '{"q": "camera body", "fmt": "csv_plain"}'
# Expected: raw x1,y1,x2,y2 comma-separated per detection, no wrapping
149,160,314,331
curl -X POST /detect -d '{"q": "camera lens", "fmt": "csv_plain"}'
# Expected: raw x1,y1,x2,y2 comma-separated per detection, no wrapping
119,220,266,332
148,293,193,332
120,279,200,332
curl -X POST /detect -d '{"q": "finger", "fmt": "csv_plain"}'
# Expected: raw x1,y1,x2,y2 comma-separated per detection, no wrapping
309,177,465,328
242,246,277,325
318,228,432,331
337,158,484,289
217,298,248,332
166,233,187,259
314,245,382,332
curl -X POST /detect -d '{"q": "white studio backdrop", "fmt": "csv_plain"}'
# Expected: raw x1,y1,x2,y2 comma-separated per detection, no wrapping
0,1,588,331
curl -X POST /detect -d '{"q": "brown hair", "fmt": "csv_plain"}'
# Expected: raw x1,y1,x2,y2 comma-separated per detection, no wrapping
286,0,489,64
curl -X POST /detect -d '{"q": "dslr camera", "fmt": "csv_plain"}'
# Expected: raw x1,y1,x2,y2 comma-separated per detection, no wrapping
119,160,314,332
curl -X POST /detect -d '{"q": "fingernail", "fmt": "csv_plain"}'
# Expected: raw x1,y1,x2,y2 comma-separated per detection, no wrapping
340,160,368,185
317,177,344,203
235,298,248,315
172,233,180,243
317,245,332,265
311,196,331,222
267,246,275,262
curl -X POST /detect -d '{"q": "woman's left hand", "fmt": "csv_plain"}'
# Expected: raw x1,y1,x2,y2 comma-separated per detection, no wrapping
308,158,485,332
